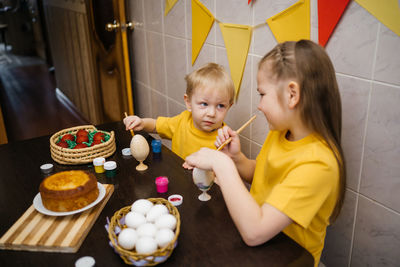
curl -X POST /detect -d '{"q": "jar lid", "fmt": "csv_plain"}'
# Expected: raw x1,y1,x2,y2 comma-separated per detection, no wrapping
40,163,54,174
155,176,169,186
75,256,95,267
168,194,183,206
104,161,117,170
93,157,105,166
121,148,131,156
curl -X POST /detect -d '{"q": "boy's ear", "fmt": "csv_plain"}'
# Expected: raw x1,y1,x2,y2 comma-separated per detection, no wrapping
287,81,300,109
184,94,192,111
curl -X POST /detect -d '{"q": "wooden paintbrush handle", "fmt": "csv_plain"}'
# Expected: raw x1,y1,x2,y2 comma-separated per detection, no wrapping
124,112,135,137
216,115,256,151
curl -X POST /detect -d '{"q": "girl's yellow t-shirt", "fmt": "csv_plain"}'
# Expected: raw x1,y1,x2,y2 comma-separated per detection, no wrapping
250,130,339,266
156,110,221,159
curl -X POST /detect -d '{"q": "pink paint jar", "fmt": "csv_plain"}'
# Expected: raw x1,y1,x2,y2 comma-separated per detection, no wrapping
155,176,169,193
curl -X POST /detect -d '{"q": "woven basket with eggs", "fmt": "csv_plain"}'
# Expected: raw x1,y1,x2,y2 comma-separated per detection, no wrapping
108,198,181,266
50,125,116,165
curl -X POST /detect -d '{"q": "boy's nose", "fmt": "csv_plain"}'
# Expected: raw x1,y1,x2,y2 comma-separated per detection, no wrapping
207,106,216,117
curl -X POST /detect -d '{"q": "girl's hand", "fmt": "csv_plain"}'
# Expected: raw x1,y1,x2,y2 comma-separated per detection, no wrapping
123,116,144,131
185,148,227,171
215,126,241,158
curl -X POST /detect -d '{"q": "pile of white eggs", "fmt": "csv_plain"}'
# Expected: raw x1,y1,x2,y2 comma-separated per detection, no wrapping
117,199,177,254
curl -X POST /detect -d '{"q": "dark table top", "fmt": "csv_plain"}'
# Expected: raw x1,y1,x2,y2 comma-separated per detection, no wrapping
0,121,313,267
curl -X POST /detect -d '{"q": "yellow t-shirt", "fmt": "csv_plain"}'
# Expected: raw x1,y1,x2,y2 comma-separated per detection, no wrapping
250,130,339,266
155,110,221,159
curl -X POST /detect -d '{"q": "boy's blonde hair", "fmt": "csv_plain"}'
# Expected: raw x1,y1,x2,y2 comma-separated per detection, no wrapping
185,63,235,104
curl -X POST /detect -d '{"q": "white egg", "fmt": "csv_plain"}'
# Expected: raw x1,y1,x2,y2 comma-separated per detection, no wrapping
154,214,177,230
135,236,157,254
131,199,154,215
146,204,169,223
136,223,157,237
155,228,175,248
118,228,137,250
125,211,146,229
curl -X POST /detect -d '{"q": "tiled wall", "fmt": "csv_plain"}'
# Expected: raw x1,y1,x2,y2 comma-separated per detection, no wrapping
127,0,400,266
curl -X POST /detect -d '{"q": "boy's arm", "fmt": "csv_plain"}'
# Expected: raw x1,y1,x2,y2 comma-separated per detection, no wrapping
142,118,157,133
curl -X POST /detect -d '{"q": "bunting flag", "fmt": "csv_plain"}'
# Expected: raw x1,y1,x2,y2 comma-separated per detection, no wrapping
318,0,350,47
165,0,179,16
192,0,215,65
248,0,252,4
219,23,252,100
266,0,310,43
355,0,400,36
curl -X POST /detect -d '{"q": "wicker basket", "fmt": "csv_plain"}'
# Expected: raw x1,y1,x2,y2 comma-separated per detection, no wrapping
50,125,116,165
108,198,181,266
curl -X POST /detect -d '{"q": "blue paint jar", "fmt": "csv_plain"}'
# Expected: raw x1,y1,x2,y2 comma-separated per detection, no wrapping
151,139,162,153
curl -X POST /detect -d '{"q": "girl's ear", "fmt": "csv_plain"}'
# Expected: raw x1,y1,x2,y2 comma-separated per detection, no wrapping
287,81,300,109
184,94,192,111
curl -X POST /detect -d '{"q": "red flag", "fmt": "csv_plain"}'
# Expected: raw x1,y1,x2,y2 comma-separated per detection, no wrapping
248,0,252,4
318,0,350,47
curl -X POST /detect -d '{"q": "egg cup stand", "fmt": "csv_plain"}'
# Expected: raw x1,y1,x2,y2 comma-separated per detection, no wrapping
107,198,180,266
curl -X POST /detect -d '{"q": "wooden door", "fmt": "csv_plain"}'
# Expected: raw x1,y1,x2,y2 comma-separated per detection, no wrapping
42,0,134,124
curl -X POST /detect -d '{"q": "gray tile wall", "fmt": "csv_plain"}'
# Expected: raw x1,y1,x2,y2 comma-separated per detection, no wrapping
127,1,400,266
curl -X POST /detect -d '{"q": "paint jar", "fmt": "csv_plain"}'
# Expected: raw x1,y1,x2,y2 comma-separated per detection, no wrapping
40,163,54,174
151,139,162,154
93,157,106,173
104,161,117,178
155,176,169,193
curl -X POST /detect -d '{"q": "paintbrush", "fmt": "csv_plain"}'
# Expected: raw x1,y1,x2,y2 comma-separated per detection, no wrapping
124,112,135,137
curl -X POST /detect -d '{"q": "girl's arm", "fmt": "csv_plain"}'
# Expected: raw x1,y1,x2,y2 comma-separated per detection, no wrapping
123,116,157,133
186,148,292,246
214,157,292,246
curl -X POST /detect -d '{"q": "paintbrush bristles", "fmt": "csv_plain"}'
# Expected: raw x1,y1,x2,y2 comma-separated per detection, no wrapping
216,115,257,151
124,112,135,137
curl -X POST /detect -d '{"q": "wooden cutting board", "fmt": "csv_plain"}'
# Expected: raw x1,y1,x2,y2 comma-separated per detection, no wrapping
0,184,114,253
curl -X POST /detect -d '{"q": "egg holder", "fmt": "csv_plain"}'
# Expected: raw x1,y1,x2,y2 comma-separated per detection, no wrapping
107,198,181,266
50,125,116,165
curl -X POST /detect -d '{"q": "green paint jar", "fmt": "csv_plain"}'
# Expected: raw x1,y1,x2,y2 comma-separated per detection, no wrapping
104,161,117,178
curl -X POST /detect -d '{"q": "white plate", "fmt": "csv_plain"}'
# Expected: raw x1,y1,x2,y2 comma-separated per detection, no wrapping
33,183,106,216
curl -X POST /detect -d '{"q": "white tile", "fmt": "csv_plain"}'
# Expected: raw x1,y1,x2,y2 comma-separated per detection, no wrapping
374,26,400,86
337,75,370,191
187,41,216,73
351,195,400,266
133,82,151,118
150,90,168,118
321,190,356,267
127,0,144,29
168,98,186,117
250,141,262,160
144,0,163,33
165,36,187,102
164,0,186,38
146,31,166,94
360,83,400,212
325,1,378,79
131,29,149,85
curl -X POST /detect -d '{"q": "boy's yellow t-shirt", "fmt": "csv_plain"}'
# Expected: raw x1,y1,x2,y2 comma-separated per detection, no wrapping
250,130,339,266
155,110,221,159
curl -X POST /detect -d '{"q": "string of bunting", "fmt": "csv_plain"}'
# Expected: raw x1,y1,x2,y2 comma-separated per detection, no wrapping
164,0,400,101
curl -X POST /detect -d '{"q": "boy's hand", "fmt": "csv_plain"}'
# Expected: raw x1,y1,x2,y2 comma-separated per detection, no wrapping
215,126,241,158
123,116,144,132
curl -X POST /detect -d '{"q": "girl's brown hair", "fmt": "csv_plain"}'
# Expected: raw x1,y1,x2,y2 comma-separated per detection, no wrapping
259,40,346,223
185,63,235,105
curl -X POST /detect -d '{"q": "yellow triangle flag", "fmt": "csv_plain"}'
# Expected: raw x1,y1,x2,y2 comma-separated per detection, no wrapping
219,23,252,101
355,0,400,36
266,0,310,42
165,0,178,16
192,0,215,65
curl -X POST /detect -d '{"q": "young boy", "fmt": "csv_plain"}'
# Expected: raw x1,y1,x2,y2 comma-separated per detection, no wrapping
123,63,235,165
